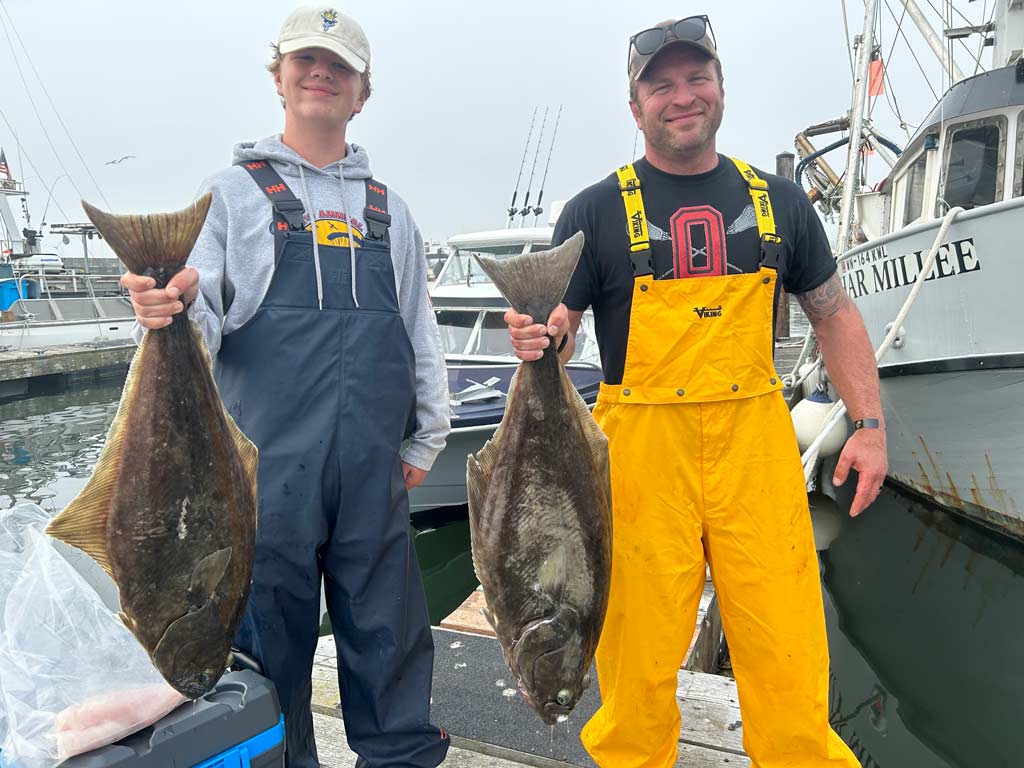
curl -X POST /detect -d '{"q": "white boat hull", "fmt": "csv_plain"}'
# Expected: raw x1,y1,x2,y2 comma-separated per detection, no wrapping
0,318,135,350
842,198,1024,539
407,422,495,513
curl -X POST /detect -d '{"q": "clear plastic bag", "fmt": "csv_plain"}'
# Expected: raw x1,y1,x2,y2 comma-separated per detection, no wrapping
0,504,185,766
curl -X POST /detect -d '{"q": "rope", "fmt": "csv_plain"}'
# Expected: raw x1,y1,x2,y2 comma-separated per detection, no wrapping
0,108,70,220
0,9,89,204
799,206,964,482
883,0,940,100
0,1,110,207
840,0,857,80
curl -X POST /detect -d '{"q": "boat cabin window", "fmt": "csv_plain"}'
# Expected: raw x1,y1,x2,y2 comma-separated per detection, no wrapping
434,309,517,356
939,119,1005,211
434,310,478,355
471,312,515,356
436,243,530,288
901,152,928,226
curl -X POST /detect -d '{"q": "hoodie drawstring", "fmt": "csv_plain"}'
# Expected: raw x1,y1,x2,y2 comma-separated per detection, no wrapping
298,165,325,311
337,164,359,308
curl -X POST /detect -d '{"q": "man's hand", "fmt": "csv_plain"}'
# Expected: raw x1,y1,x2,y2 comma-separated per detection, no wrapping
403,463,427,490
121,267,200,330
832,427,888,517
504,303,569,362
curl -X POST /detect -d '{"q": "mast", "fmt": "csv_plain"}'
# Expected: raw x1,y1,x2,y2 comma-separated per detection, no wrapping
836,0,878,255
0,157,28,259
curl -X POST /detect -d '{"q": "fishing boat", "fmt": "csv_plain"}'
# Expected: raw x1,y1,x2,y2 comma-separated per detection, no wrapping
0,167,133,352
794,0,1024,541
405,103,605,515
409,220,604,514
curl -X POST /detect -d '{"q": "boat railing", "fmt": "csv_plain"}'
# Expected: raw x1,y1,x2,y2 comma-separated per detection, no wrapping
444,353,602,372
6,270,127,296
1,272,133,324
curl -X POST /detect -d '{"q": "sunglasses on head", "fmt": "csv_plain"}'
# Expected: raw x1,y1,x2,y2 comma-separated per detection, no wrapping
629,15,715,58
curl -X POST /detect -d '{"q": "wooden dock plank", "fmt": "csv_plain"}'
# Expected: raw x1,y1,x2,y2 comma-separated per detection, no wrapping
676,670,746,757
313,707,748,768
0,340,135,383
311,637,748,766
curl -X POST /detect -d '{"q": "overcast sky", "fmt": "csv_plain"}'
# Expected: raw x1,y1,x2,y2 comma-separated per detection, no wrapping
0,0,998,256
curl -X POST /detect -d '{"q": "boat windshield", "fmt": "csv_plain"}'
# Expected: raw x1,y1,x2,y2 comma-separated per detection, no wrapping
436,243,530,288
435,307,601,367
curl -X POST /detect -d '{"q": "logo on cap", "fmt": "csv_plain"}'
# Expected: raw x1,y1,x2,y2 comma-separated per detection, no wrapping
320,9,338,32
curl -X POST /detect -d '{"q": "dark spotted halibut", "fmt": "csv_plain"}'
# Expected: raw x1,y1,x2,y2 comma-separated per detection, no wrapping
467,232,612,725
45,196,257,699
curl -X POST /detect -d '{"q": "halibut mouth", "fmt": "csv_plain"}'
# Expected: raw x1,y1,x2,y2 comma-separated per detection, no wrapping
45,195,258,699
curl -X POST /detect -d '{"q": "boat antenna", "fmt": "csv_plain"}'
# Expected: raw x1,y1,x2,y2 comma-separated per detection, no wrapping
518,106,549,228
533,104,562,226
507,107,538,227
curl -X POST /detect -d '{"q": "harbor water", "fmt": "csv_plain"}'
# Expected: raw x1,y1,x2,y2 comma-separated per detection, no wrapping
1,380,1021,767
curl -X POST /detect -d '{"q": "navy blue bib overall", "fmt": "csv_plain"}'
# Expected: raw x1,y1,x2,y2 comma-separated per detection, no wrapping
215,162,448,768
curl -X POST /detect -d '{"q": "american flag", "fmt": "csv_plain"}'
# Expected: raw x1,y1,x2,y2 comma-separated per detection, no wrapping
0,150,9,180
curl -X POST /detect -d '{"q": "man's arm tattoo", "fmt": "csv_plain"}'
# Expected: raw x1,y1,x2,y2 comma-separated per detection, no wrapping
795,273,850,323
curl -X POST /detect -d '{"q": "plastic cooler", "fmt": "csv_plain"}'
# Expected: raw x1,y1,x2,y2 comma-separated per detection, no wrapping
0,281,23,312
62,669,284,767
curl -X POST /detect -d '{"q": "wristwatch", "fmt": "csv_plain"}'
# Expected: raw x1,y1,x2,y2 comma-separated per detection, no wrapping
853,418,881,430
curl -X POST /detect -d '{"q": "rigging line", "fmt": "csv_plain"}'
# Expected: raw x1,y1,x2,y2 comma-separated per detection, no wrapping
883,0,908,66
920,0,986,72
0,106,70,220
840,0,857,80
973,0,997,75
939,0,978,27
881,0,914,136
883,0,940,100
0,0,110,207
0,9,88,205
883,69,917,136
868,3,883,118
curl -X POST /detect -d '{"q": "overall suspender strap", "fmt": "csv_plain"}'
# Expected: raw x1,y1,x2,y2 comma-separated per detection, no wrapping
364,179,391,243
239,159,308,264
239,160,307,232
728,156,784,269
615,164,654,277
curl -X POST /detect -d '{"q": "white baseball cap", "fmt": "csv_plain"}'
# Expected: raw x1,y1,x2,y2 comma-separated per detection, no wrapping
277,7,370,74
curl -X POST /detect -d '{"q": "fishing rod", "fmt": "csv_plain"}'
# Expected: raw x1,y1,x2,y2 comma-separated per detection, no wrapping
518,106,548,228
507,107,538,228
532,104,562,226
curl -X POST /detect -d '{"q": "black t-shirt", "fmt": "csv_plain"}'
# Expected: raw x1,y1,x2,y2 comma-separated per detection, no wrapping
555,155,836,385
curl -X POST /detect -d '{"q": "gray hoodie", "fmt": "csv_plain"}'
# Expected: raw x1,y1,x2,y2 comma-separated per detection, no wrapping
135,136,449,471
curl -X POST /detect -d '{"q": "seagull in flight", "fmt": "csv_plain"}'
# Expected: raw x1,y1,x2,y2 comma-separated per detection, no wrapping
104,155,136,165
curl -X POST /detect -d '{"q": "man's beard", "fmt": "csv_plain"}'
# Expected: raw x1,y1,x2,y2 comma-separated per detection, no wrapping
642,105,722,161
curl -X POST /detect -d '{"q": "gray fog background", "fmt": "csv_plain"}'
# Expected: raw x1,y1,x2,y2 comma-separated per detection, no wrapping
0,1,995,251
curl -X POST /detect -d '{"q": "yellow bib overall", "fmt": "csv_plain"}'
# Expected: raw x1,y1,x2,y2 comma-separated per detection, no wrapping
579,160,858,768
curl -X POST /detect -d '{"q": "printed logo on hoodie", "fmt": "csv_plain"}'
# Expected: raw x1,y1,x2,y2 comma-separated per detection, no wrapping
301,213,366,248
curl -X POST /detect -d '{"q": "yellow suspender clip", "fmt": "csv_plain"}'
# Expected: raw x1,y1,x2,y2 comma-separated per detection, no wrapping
615,164,654,277
728,156,783,269
615,158,784,275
